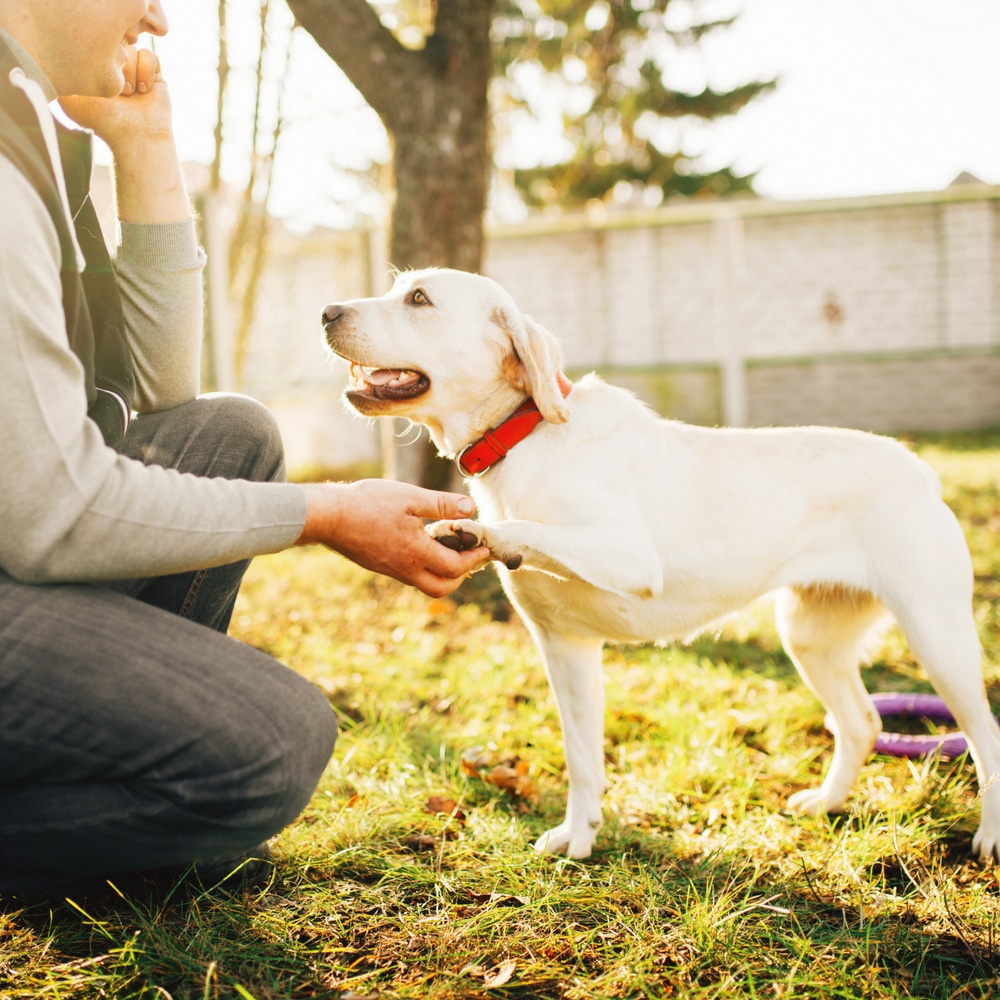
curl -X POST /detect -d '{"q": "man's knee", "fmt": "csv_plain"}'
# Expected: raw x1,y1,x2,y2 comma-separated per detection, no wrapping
122,392,288,483
255,679,339,834
194,392,288,484
189,668,338,848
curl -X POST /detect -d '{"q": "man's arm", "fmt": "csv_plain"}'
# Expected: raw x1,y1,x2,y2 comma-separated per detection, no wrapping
60,46,189,224
53,48,489,596
61,46,206,415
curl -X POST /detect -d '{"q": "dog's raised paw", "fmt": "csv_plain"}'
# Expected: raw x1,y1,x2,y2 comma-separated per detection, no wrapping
427,519,482,552
434,528,481,552
427,519,527,571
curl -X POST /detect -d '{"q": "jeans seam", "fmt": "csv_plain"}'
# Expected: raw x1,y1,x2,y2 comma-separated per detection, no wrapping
178,569,208,619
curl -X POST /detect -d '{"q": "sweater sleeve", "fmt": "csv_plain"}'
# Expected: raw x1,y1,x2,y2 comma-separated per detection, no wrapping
0,155,307,584
114,218,207,412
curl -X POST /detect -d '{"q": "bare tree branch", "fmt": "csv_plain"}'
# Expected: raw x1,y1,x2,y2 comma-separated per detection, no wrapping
284,0,424,119
210,0,228,192
229,0,271,287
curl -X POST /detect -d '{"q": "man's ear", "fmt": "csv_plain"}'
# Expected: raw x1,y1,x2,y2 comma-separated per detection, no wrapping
492,308,570,424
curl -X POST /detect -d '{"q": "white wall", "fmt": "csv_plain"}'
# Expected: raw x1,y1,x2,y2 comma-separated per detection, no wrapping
242,183,1000,476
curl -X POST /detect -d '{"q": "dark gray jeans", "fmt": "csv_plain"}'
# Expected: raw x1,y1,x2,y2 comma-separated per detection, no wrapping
0,395,337,894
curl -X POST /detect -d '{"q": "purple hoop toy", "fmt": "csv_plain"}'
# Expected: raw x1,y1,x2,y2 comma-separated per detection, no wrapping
869,693,969,760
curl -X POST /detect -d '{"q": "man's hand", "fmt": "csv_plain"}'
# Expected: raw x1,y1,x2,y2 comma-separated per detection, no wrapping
297,480,491,598
59,46,171,149
59,47,190,224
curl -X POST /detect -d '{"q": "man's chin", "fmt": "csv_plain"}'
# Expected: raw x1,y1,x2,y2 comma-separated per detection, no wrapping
58,71,125,101
103,49,130,97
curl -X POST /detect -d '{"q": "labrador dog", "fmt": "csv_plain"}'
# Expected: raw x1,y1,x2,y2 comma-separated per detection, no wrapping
322,267,1000,862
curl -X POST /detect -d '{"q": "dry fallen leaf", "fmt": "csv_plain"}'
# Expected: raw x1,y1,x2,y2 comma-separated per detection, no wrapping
483,960,517,988
423,795,466,822
484,759,540,803
401,833,439,851
460,745,490,778
460,746,540,804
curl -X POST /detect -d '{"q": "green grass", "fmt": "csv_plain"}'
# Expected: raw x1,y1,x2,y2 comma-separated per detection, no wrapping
4,429,1000,998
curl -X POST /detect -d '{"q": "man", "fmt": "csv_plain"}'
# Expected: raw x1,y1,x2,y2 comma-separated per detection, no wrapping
0,0,487,895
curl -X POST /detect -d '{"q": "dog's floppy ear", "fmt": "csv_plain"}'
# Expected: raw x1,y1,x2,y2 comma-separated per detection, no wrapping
493,308,570,424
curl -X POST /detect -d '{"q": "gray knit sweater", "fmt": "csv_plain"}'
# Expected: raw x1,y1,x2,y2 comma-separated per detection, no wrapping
0,30,306,583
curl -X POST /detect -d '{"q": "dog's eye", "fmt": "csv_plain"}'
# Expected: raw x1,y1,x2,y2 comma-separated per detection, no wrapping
408,288,431,306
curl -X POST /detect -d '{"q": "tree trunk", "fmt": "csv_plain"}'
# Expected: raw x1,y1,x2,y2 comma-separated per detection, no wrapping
286,0,493,486
383,3,492,272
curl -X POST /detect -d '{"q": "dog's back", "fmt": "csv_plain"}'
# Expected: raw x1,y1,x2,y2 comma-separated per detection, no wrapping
478,373,954,642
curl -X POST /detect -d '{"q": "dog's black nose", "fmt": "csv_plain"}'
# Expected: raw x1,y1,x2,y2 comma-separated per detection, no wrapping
322,304,345,326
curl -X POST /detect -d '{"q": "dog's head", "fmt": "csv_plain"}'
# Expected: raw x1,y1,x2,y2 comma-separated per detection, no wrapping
322,268,569,455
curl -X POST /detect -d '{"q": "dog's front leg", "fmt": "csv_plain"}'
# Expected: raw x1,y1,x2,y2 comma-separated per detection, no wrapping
529,628,607,859
428,518,662,599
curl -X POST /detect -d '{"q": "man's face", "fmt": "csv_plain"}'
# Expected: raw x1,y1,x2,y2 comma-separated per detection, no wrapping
22,1,168,97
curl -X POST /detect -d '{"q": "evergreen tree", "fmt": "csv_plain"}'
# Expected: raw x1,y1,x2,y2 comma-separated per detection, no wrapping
493,0,775,208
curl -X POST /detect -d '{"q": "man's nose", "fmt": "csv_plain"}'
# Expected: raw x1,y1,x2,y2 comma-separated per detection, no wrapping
140,1,169,37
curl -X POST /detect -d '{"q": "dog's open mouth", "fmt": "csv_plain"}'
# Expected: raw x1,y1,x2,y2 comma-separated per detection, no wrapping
347,361,430,401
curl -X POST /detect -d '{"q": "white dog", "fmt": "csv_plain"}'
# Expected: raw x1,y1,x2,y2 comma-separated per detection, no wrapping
322,267,1000,862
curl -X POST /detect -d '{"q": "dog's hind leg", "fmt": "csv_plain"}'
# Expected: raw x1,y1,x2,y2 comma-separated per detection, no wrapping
775,585,890,817
529,629,607,859
887,594,1000,862
869,505,1000,861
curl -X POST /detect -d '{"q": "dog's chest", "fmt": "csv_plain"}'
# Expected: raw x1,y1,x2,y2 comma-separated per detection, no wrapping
502,567,724,644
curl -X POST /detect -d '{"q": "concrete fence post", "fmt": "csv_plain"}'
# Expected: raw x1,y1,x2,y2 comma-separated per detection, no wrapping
715,210,748,427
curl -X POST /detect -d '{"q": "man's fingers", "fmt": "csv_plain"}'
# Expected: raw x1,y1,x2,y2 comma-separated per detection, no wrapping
404,485,475,521
431,545,489,576
120,46,160,96
415,549,490,597
415,573,464,599
422,535,489,578
134,47,161,94
120,46,138,94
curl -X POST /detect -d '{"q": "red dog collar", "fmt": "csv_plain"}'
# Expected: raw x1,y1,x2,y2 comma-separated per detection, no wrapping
456,374,572,478
456,398,545,478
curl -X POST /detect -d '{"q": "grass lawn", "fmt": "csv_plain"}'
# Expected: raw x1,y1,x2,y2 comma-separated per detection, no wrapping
3,429,1000,998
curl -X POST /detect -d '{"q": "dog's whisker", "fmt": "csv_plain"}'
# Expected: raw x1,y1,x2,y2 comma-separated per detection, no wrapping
392,420,423,447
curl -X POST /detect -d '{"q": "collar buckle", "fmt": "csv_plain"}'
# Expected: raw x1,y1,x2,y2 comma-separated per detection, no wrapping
455,442,490,478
